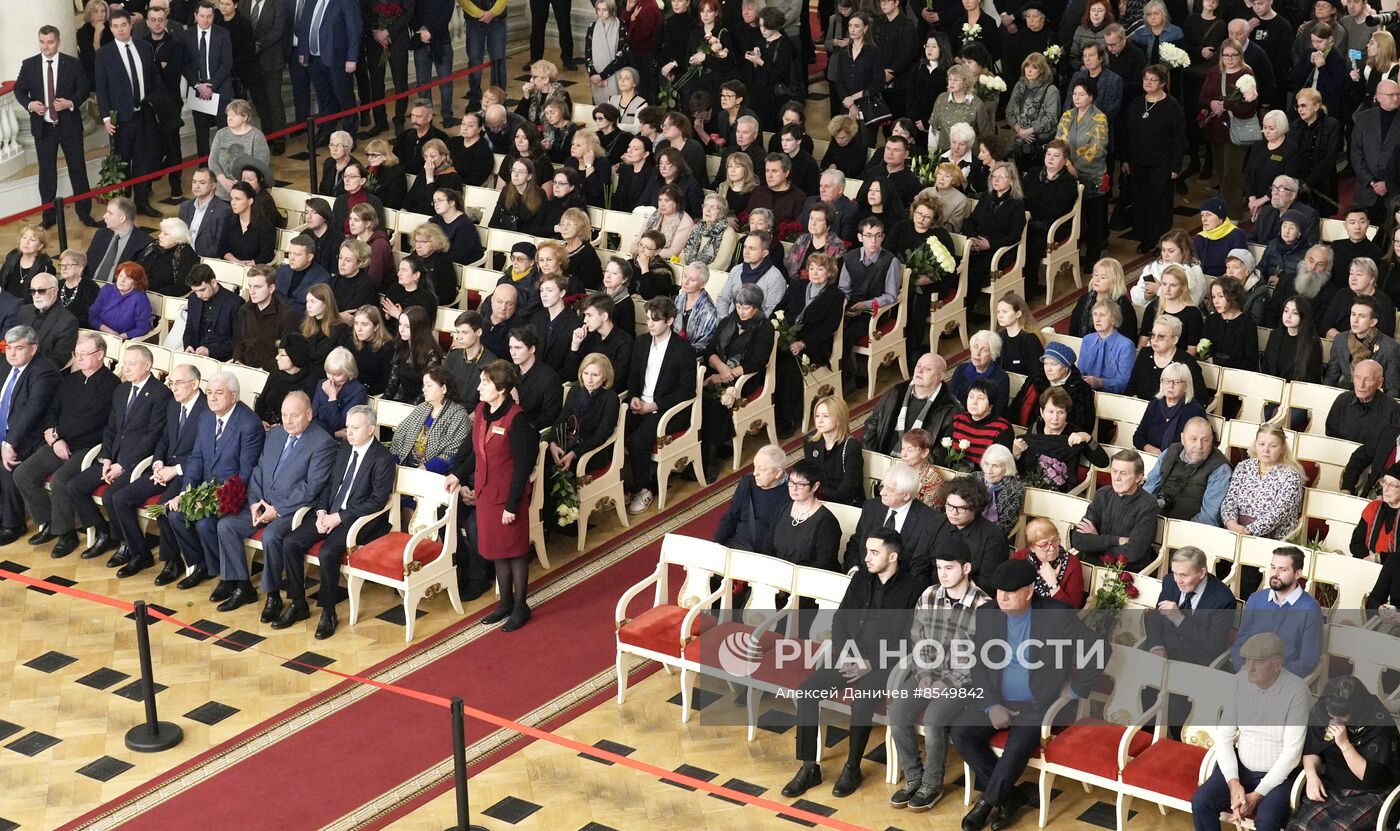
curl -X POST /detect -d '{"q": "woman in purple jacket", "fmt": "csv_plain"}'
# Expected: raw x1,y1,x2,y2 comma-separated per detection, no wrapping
89,262,153,339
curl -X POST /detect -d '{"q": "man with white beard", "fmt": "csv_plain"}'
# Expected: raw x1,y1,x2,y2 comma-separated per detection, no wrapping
1266,244,1335,327
15,272,78,361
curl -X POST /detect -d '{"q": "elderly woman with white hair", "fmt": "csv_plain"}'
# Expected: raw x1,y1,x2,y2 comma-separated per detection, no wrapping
1244,111,1300,221
1130,313,1211,404
680,194,731,266
138,217,199,296
317,131,359,198
950,330,1012,414
971,444,1025,538
938,122,978,179
674,263,720,351
1133,362,1208,453
714,444,795,554
1077,298,1135,394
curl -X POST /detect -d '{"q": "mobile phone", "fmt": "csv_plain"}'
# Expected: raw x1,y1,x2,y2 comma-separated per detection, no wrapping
1350,49,1364,63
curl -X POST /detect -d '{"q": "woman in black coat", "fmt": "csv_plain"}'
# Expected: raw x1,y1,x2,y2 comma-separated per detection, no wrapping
364,140,408,211
961,163,1027,297
699,283,777,477
1120,65,1187,252
0,226,53,299
1242,116,1300,219
612,135,655,214
77,5,113,85
829,12,885,133
773,252,846,437
214,1,257,95
1291,88,1343,215
744,7,798,131
551,355,622,477
136,232,197,297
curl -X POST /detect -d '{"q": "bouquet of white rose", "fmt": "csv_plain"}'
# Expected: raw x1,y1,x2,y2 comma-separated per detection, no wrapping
962,23,983,43
1044,45,1062,64
940,436,974,471
1158,42,1190,69
974,74,1007,100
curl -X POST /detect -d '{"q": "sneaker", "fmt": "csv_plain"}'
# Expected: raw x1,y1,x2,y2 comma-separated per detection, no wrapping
627,489,653,515
890,783,921,808
908,784,945,812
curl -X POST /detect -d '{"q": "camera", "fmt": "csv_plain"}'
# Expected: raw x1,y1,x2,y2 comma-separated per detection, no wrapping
1366,10,1400,26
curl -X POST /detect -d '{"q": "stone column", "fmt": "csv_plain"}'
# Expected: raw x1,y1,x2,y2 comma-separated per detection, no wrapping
0,0,78,80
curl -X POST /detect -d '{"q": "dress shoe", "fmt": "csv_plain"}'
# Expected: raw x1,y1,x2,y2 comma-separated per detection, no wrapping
962,798,996,831
990,789,1027,831
216,583,258,612
271,601,311,629
501,602,531,632
563,58,582,71
831,763,863,798
260,593,285,624
154,560,183,586
209,580,236,602
781,763,822,797
177,565,210,590
107,543,133,568
481,603,512,625
0,526,23,546
116,556,153,578
79,215,102,228
41,218,57,231
80,531,115,560
137,203,162,218
459,578,492,602
28,524,53,545
51,532,81,558
314,608,338,639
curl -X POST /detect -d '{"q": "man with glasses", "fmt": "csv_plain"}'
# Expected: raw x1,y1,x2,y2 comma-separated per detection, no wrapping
12,333,119,558
838,217,902,383
925,475,1009,588
1352,81,1400,224
178,169,232,258
15,273,78,362
1249,175,1318,246
1144,416,1233,526
1069,449,1161,573
0,326,63,545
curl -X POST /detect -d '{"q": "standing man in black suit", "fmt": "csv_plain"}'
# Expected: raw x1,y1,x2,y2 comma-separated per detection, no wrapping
623,297,698,515
0,326,63,544
268,404,395,637
145,3,190,201
12,26,100,230
84,198,156,282
247,0,290,154
66,345,172,575
841,461,940,579
284,0,313,129
183,2,235,158
296,0,362,139
356,0,414,138
96,9,165,217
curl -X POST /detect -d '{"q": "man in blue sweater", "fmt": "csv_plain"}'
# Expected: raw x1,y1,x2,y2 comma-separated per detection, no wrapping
713,444,790,554
1230,546,1324,679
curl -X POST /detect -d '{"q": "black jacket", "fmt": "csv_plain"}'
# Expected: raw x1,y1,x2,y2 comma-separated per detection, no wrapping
841,498,940,580
100,375,173,467
925,513,1009,588
970,597,1110,712
833,566,922,665
13,52,89,140
863,381,960,456
1141,573,1236,665
626,334,698,419
0,356,62,458
777,281,845,367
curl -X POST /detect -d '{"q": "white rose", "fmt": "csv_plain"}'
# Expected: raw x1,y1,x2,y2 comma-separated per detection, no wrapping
774,310,785,321
941,437,953,449
959,439,970,450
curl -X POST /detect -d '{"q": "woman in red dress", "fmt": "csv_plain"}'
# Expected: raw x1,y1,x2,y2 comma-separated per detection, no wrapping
448,360,539,631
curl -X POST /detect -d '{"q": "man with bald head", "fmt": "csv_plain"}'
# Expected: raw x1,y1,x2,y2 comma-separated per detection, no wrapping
1145,417,1234,526
1228,17,1279,111
481,282,521,358
16,272,78,361
862,352,957,456
1326,359,1400,444
481,103,527,153
1353,79,1400,222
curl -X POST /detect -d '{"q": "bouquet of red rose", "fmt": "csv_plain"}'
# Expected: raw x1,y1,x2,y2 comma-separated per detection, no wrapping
372,2,406,29
776,220,803,242
141,475,247,524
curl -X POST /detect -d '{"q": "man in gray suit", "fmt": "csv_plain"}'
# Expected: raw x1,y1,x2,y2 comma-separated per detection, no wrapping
181,2,235,158
178,169,231,258
246,0,290,154
213,391,337,613
1352,79,1400,225
15,273,78,363
1324,295,1400,393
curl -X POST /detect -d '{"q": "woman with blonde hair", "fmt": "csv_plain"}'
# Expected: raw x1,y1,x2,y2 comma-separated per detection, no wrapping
930,64,995,156
927,162,972,233
405,138,462,214
517,60,571,126
551,353,621,476
351,305,396,395
349,202,396,287
717,152,759,216
411,222,458,306
803,395,865,507
311,347,368,438
994,292,1044,376
363,138,407,211
0,224,52,298
1070,257,1137,339
78,0,112,83
819,115,868,180
558,207,603,292
328,239,379,321
1006,52,1062,165
300,283,354,377
566,129,610,206
961,161,1026,297
1221,422,1305,539
1352,30,1399,109
1138,264,1205,352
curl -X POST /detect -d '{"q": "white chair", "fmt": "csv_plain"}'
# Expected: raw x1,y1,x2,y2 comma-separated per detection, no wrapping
1277,380,1345,435
526,441,550,571
574,405,630,551
726,337,779,470
929,234,970,350
653,365,708,509
1095,392,1149,448
982,212,1029,319
850,266,911,400
1206,367,1286,423
1042,185,1084,306
799,317,844,435
269,187,311,226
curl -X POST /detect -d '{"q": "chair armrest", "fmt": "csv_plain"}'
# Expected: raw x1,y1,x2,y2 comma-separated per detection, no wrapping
679,582,730,644
615,563,664,629
867,301,899,339
79,444,103,470
1288,768,1308,810
991,243,1017,273
1046,210,1074,249
1198,746,1219,786
290,506,312,530
129,455,155,480
1376,782,1400,830
346,504,393,549
400,511,453,570
1040,694,1083,742
656,396,695,438
1116,705,1164,771
575,440,616,479
1210,650,1234,670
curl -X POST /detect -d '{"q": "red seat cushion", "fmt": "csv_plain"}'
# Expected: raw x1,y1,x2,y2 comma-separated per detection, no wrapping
92,483,109,497
347,532,444,580
747,637,821,690
1120,739,1208,802
617,605,718,657
305,540,324,562
1044,719,1152,779
690,621,782,664
989,729,1044,759
853,313,900,349
249,526,265,542
143,494,162,507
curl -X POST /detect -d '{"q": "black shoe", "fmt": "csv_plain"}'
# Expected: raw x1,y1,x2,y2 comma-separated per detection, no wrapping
781,763,822,798
482,603,512,626
908,784,944,812
168,191,185,202
272,602,311,630
1136,240,1156,255
269,139,287,155
136,203,162,218
891,782,921,808
831,764,863,798
81,531,115,560
314,608,338,639
502,602,531,632
28,524,53,545
41,217,57,231
963,799,995,831
260,593,284,624
460,578,492,601
563,58,581,71
990,790,1027,831
216,583,258,612
107,543,133,568
79,216,102,228
50,532,80,558
0,526,22,546
209,580,235,602
177,565,210,590
154,560,183,586
116,556,153,578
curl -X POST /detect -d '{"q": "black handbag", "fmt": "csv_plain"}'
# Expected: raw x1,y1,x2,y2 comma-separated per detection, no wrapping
858,91,893,126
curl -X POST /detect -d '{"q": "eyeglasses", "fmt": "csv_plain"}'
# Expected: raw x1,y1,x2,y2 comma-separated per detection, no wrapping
31,287,54,294
72,349,100,358
329,142,351,149
59,262,80,269
788,479,812,488
1029,538,1059,550
945,501,972,513
553,180,572,188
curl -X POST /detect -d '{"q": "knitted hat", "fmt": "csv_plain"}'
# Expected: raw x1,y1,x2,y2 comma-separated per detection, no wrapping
1199,196,1229,220
1281,208,1307,229
1226,247,1257,272
1041,341,1076,368
511,241,537,259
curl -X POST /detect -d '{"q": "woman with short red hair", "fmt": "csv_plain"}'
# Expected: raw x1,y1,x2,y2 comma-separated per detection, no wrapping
88,262,152,339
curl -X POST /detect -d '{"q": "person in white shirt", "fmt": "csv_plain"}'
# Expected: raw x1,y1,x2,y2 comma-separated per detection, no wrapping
1190,632,1310,831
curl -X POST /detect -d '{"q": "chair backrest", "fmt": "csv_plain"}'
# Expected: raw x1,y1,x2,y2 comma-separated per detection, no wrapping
1214,368,1287,423
1280,381,1346,436
1163,519,1240,580
463,266,502,309
823,501,863,555
1041,330,1083,356
863,450,895,500
224,364,268,407
659,533,730,607
791,565,852,644
843,177,862,200
199,257,250,285
170,350,220,383
1096,645,1168,727
1325,623,1400,696
395,211,432,242
396,467,453,516
1308,553,1383,613
726,549,798,613
1162,660,1239,747
269,187,310,225
1023,487,1090,543
1301,489,1371,553
1230,533,1312,598
465,185,501,218
1320,218,1379,242
373,397,416,432
1292,431,1361,492
1095,392,1149,446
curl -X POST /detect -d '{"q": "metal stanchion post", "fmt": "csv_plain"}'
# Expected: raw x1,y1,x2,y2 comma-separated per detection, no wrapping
307,117,320,194
54,196,68,253
445,697,487,831
124,600,184,752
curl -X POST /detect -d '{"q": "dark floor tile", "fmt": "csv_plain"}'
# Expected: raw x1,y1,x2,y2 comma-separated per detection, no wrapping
710,777,767,805
124,603,176,623
578,824,620,831
76,755,134,782
113,680,168,701
159,197,184,206
281,652,335,674
864,743,887,764
758,708,796,734
0,559,29,580
778,798,837,827
578,738,635,765
184,701,239,726
76,667,130,690
666,687,721,711
23,651,77,673
822,726,849,747
213,629,266,652
0,818,17,831
481,796,543,824
28,575,75,596
5,731,60,756
0,721,20,742
288,152,311,162
177,618,228,641
1077,800,1133,829
1025,783,1062,808
663,763,719,791
375,605,427,626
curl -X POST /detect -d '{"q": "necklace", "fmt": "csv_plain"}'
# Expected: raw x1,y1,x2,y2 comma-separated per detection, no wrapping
1142,98,1160,119
791,504,817,526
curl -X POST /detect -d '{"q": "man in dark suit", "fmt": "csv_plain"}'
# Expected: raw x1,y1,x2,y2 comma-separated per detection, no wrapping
0,326,63,544
110,362,208,586
12,26,99,229
1353,80,1400,224
214,391,336,613
181,266,242,359
296,0,362,137
182,2,235,157
247,0,290,153
623,297,698,513
841,461,939,579
84,198,156,283
178,169,231,257
283,0,313,128
161,371,265,596
268,403,394,637
59,345,171,572
95,9,166,216
951,559,1111,831
145,3,190,201
16,273,79,363
356,0,414,138
273,235,331,313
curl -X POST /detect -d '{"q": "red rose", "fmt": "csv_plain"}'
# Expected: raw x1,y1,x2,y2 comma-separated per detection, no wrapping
1119,572,1135,585
1125,584,1140,599
1101,555,1115,567
217,475,248,517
